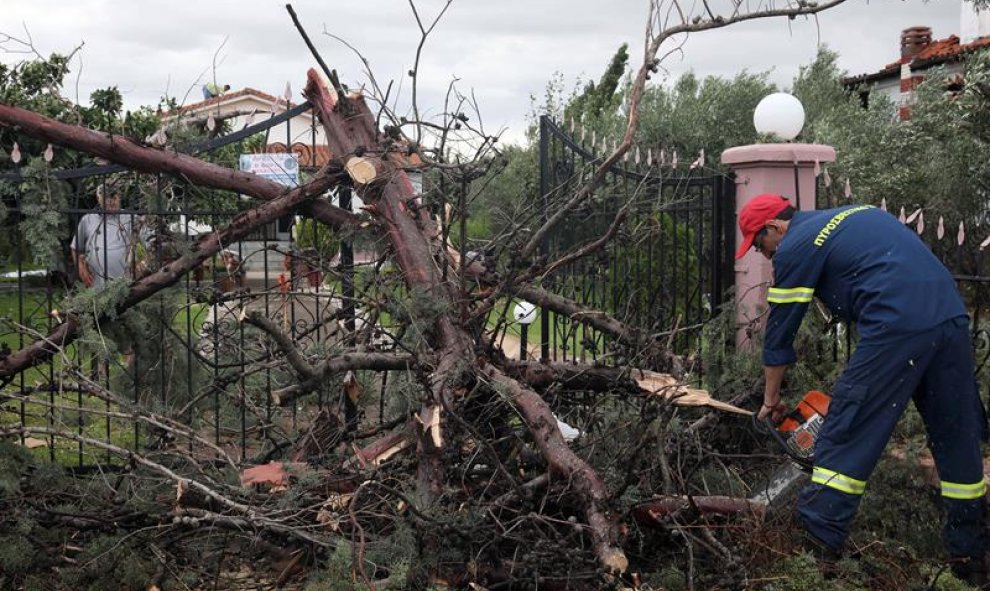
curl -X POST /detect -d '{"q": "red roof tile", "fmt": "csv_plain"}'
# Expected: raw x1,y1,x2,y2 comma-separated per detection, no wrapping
913,35,990,67
845,34,990,86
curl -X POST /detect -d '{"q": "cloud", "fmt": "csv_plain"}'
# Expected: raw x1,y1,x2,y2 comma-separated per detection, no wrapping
0,0,963,144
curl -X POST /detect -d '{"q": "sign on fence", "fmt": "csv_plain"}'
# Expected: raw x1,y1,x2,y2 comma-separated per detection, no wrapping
239,153,299,187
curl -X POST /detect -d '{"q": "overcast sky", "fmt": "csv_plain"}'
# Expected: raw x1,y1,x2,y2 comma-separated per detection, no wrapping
1,0,964,145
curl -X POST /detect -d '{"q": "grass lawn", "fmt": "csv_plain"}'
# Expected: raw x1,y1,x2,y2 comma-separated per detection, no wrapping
0,288,198,466
172,301,210,338
4,388,139,466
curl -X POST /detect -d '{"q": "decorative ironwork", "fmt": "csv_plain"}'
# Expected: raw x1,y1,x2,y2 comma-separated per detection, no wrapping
537,116,735,368
0,102,370,468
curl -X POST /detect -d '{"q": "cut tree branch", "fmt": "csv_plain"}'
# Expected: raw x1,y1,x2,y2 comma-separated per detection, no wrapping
485,366,628,574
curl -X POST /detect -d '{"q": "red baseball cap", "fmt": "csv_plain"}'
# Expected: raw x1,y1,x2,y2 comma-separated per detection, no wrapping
735,194,792,259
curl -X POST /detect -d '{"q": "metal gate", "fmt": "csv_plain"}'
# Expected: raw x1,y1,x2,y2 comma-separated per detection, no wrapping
537,116,734,365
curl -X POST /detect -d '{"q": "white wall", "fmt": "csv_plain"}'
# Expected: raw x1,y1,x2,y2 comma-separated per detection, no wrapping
961,3,990,43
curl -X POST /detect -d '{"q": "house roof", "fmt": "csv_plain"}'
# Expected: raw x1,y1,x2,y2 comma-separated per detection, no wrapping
162,87,310,119
166,87,425,169
844,34,990,86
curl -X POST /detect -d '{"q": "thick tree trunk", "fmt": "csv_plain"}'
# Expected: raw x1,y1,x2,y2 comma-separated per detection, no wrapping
301,69,631,572
0,72,634,576
304,69,475,506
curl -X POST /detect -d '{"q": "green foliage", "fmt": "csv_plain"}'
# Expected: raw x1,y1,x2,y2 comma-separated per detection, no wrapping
84,86,124,131
702,292,847,398
0,53,162,171
472,46,629,236
804,47,990,241
472,143,538,238
68,534,155,590
759,553,867,591
566,43,630,121
0,533,36,574
473,58,775,244
617,211,700,331
0,52,168,275
294,217,341,261
0,440,33,497
792,48,857,139
14,159,72,269
636,70,777,162
305,544,357,591
854,456,945,558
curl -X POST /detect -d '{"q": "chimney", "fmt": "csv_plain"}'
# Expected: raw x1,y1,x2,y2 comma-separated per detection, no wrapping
901,26,932,60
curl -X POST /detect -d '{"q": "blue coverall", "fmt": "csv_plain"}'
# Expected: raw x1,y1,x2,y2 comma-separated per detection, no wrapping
763,205,988,559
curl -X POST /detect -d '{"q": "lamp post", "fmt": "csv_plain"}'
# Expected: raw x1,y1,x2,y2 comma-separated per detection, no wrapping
514,301,537,360
754,92,807,208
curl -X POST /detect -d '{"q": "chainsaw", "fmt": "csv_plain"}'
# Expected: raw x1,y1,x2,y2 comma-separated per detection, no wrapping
749,390,832,506
758,389,831,471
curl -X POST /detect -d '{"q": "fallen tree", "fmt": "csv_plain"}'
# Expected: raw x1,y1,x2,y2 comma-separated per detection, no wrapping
0,1,864,589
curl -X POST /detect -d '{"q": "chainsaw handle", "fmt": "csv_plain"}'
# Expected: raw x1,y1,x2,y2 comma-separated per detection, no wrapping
752,414,814,473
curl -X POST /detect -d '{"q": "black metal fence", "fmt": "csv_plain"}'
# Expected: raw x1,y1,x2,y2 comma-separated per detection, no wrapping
0,101,388,467
535,116,735,367
3,110,740,468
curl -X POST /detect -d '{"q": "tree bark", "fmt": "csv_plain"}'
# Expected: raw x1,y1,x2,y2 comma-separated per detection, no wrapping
504,360,641,392
632,496,767,523
512,283,683,372
0,102,360,230
303,68,475,506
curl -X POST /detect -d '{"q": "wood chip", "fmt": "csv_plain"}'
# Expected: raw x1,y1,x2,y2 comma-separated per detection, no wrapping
634,370,751,415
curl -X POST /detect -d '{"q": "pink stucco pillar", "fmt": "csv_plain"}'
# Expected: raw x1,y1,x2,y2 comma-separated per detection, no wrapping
720,143,836,350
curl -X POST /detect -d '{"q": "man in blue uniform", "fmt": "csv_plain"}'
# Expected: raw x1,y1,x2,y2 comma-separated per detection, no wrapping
738,193,988,582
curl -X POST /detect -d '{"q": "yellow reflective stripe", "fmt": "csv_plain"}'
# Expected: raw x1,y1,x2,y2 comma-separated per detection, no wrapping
767,287,814,304
768,296,814,304
941,479,987,500
811,467,866,495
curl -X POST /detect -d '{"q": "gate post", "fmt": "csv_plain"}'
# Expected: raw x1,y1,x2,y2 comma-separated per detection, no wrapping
538,116,551,362
720,143,836,350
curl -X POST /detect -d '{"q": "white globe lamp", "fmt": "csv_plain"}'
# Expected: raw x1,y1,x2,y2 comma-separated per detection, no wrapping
513,301,537,325
753,92,805,141
513,300,537,361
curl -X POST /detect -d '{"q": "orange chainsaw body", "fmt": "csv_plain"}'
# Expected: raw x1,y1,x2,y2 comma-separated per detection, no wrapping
776,390,831,460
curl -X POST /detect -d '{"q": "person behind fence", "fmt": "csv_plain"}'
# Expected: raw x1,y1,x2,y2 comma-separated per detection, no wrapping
738,193,989,583
72,180,145,288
